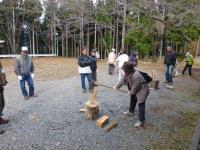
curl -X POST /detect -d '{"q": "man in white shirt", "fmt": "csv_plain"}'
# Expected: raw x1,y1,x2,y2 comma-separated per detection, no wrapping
108,48,116,75
116,49,129,81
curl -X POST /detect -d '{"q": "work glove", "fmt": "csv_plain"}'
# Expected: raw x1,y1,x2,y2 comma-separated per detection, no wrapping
18,75,22,80
31,73,34,79
113,86,116,90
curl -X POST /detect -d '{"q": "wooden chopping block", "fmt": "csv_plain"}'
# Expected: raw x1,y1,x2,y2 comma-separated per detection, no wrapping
166,84,175,90
96,115,109,128
85,100,99,119
104,121,118,132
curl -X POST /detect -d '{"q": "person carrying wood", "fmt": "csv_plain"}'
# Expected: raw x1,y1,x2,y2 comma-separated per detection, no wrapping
14,46,37,100
78,47,93,93
182,51,194,76
164,46,176,85
107,48,116,75
114,62,149,127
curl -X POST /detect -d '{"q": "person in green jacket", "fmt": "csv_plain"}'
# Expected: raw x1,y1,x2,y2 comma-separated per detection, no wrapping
182,52,194,76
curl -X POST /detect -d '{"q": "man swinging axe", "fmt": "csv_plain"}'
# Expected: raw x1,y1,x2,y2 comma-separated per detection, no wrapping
15,46,37,100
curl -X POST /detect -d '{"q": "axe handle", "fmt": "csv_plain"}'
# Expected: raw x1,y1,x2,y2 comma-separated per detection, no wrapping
95,82,127,93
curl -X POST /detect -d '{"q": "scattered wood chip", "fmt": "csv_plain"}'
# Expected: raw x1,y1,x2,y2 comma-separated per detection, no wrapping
78,108,87,113
104,121,118,132
96,115,109,128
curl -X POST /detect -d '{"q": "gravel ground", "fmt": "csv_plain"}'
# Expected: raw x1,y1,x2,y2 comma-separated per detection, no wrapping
0,63,200,150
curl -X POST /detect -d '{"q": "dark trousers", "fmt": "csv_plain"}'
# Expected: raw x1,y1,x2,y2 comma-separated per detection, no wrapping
182,64,192,75
129,95,145,122
80,73,93,91
20,74,34,97
108,64,115,75
0,87,5,117
91,70,97,82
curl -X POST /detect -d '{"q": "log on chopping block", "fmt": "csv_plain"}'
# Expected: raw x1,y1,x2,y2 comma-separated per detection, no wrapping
166,84,175,90
104,121,118,132
85,90,99,119
96,115,109,128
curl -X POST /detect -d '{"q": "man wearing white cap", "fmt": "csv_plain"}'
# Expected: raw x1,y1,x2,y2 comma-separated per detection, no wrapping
15,46,36,100
108,48,116,75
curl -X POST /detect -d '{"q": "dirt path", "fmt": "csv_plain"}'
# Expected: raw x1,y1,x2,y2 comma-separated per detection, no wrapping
0,58,199,150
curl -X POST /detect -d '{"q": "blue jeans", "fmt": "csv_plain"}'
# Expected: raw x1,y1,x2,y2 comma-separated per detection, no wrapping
80,73,93,91
165,65,173,83
20,74,34,97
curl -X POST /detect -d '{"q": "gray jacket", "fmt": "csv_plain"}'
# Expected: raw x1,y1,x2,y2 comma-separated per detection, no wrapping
15,55,34,76
116,71,149,104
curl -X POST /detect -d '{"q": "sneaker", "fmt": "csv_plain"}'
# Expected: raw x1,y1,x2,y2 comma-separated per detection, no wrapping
168,82,172,85
83,90,86,93
122,111,134,116
163,81,169,83
134,121,143,127
29,94,38,98
89,90,93,93
0,117,9,125
24,96,29,100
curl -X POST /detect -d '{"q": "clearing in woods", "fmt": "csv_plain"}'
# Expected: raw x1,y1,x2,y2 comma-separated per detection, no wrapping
0,57,200,150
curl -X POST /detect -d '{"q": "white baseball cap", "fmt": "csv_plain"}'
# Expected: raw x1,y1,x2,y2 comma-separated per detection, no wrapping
185,52,190,56
0,40,5,44
21,46,28,51
111,48,115,52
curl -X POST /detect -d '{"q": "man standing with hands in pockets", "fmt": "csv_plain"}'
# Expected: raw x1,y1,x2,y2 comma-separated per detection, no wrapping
15,46,37,100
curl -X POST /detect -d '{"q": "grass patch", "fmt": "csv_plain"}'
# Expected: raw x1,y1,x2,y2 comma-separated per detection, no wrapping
147,111,200,150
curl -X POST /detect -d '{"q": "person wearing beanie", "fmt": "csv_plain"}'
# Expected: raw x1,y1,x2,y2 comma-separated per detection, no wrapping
182,51,194,76
114,62,149,127
15,46,37,100
164,46,176,85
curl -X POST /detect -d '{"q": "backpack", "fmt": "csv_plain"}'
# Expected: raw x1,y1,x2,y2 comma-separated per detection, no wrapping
139,71,152,83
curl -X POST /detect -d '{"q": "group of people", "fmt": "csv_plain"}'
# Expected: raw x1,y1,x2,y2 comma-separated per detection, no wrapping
108,48,138,81
0,45,195,128
164,46,194,85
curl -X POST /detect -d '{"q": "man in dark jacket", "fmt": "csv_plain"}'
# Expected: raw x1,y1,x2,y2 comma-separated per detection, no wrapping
164,46,176,85
0,61,9,125
78,47,93,93
15,46,37,100
90,49,97,84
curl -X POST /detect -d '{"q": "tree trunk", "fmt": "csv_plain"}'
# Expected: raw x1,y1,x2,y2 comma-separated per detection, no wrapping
32,26,35,55
121,0,126,50
87,25,90,52
61,32,65,57
196,36,200,58
66,21,68,58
